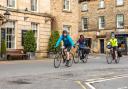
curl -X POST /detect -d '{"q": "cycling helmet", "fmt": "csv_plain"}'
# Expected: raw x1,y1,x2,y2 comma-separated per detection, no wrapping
63,30,68,34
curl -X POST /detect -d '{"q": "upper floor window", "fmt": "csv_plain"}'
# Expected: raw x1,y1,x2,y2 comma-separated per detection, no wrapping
99,0,105,8
116,0,124,6
99,16,105,29
117,14,124,29
31,0,37,11
82,17,88,30
7,0,16,8
63,0,70,11
81,3,88,11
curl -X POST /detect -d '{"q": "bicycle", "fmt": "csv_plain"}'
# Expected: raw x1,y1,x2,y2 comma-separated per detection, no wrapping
106,47,120,64
54,47,74,68
74,44,89,63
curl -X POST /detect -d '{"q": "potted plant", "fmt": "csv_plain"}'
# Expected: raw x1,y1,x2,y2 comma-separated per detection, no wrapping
0,39,6,60
48,31,61,58
23,30,36,59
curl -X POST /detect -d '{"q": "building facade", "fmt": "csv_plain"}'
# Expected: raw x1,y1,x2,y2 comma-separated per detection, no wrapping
0,0,52,58
79,0,128,54
51,0,79,41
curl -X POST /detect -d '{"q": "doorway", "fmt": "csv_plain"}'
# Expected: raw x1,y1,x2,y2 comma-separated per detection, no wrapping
100,39,104,53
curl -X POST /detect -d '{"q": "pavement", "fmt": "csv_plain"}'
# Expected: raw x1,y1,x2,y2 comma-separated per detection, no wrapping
0,54,128,89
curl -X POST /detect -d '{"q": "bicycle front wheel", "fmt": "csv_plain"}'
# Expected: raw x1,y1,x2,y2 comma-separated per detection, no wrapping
54,53,62,68
73,51,79,63
106,52,112,64
67,53,74,67
115,57,120,64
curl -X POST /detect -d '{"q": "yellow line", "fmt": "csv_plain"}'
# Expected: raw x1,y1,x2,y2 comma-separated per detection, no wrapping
75,81,87,89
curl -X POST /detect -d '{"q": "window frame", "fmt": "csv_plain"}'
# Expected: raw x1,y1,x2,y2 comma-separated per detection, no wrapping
63,25,71,35
99,0,105,9
81,17,88,31
116,14,124,29
99,16,105,30
31,22,38,49
116,0,124,6
31,0,38,12
7,0,16,8
81,2,88,12
63,0,71,11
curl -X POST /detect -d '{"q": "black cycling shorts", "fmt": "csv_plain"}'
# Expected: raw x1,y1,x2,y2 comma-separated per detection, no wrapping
64,46,71,52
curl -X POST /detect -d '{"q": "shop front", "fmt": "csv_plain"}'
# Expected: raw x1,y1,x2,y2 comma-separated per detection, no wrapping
116,34,128,55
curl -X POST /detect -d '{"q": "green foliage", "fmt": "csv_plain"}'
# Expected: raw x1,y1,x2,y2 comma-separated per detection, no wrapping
48,31,61,52
23,30,36,52
0,39,6,55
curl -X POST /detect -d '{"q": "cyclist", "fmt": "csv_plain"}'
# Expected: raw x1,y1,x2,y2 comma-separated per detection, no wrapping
77,35,87,59
107,32,118,59
55,30,74,66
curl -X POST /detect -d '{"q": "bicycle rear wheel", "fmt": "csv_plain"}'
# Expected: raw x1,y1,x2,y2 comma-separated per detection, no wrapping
67,53,74,67
82,53,88,63
106,52,113,64
54,53,62,68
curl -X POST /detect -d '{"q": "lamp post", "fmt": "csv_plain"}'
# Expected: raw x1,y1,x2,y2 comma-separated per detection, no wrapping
4,10,11,20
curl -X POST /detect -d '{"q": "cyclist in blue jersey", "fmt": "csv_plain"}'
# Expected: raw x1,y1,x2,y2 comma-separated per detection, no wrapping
55,30,74,66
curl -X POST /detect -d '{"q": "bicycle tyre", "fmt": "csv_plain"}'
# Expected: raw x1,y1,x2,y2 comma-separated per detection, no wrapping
54,53,62,68
115,57,120,64
67,53,74,67
106,52,112,64
82,53,88,63
73,51,79,63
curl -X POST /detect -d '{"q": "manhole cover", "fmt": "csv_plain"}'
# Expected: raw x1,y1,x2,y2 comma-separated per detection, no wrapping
9,79,32,85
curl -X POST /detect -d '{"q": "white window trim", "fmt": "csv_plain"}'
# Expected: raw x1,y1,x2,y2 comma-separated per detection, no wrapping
116,0,124,6
81,2,88,12
99,0,105,9
116,14,124,29
7,0,17,9
63,25,71,35
99,16,105,30
31,22,38,50
31,0,38,12
82,17,88,31
63,0,71,11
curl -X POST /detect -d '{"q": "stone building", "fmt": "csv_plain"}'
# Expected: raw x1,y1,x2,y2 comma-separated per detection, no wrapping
79,0,128,54
50,0,79,41
0,0,52,58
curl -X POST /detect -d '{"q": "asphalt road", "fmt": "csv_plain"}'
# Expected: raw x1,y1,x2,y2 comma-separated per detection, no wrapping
0,54,128,89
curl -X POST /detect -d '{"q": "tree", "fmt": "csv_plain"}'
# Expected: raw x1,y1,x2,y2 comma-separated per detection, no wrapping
48,31,61,53
23,30,36,52
0,39,6,58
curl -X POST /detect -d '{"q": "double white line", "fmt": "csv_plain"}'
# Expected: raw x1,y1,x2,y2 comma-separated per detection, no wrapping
85,74,128,89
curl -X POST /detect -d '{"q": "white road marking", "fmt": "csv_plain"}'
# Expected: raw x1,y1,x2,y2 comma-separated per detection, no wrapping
85,74,128,89
118,86,128,89
75,81,87,89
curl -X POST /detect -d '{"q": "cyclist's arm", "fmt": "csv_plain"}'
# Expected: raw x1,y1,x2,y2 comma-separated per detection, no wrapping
55,35,63,48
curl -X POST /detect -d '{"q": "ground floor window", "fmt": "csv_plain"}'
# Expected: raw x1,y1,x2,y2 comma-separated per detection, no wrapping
0,22,15,49
63,25,71,35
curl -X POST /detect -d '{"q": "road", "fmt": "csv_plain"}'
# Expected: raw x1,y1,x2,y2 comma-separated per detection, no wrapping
0,54,128,89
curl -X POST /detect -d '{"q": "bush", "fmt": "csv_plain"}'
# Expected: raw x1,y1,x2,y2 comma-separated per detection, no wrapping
0,39,6,57
23,30,36,52
48,31,61,53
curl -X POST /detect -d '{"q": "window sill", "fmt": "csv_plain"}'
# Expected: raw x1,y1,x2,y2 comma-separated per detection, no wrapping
98,7,105,10
116,4,124,7
62,10,72,13
79,30,88,32
81,10,88,12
